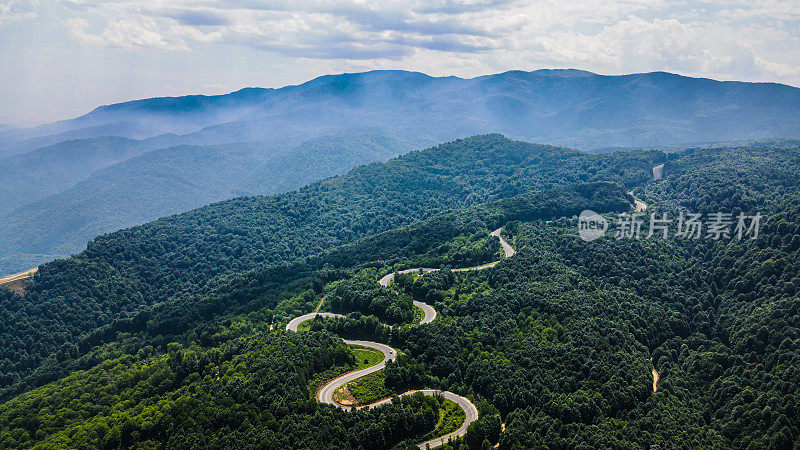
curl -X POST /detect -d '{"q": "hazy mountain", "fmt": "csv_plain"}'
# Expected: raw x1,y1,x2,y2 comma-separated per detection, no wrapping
0,134,306,215
1,69,799,273
0,89,273,156
0,137,148,214
0,131,420,273
3,70,799,155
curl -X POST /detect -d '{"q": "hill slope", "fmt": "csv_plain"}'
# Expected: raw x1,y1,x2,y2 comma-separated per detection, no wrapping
0,137,798,448
0,137,153,214
0,134,662,397
1,70,799,272
0,131,424,273
3,69,799,154
0,132,418,273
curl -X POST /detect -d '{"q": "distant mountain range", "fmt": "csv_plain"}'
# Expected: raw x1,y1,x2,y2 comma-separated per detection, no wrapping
0,131,417,274
3,69,799,156
0,69,799,273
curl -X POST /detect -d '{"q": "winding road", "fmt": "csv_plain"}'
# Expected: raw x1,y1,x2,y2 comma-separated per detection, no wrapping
377,228,515,287
286,312,346,332
413,300,437,324
286,227,515,448
491,227,516,258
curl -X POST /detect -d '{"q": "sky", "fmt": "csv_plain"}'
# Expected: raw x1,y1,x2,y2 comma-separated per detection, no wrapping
1,0,799,126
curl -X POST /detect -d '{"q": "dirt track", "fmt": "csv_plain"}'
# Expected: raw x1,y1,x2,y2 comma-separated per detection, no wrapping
0,267,38,285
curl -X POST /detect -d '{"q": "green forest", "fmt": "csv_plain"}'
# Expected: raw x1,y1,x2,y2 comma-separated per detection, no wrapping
1,135,798,448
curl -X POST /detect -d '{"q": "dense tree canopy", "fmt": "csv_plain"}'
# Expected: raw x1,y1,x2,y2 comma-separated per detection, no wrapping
1,136,798,448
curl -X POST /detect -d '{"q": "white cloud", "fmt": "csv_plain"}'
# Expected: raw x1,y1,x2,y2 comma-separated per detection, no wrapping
51,0,800,85
0,0,38,26
1,0,797,125
63,9,222,50
56,0,507,57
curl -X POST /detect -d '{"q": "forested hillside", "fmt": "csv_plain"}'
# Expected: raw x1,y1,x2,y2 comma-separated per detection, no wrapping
0,136,798,448
0,131,421,274
0,138,146,214
0,135,662,399
4,69,800,273
0,132,418,273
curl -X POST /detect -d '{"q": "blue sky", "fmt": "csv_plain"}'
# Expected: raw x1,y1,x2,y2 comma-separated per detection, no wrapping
1,0,799,125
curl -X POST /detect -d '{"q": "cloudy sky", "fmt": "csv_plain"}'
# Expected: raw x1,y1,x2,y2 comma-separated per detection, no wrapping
1,0,799,125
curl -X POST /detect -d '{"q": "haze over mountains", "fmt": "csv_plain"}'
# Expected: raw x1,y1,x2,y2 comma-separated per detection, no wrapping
1,68,799,273
5,69,800,155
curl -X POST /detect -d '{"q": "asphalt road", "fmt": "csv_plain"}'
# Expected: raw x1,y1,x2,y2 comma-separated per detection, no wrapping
316,339,397,407
378,227,514,287
413,300,437,324
363,389,479,449
286,305,477,448
286,227,517,448
491,227,516,257
286,312,344,332
379,268,437,287
628,190,648,212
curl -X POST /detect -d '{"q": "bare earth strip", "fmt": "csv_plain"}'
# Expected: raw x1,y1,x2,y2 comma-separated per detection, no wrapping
652,368,660,392
652,359,660,393
314,295,327,313
0,267,38,285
